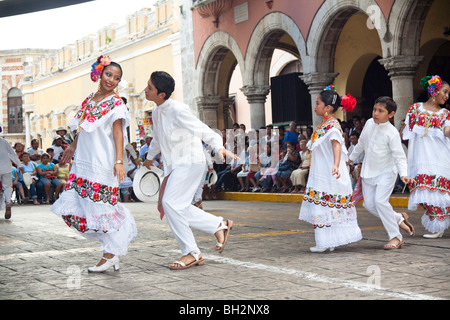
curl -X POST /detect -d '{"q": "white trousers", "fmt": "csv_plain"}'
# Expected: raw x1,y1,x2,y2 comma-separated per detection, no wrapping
193,164,208,203
162,163,223,256
361,172,404,240
0,172,13,204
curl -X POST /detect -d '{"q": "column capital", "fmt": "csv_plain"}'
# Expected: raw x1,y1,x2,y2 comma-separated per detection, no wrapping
378,55,424,78
300,72,339,93
196,95,221,111
240,85,270,104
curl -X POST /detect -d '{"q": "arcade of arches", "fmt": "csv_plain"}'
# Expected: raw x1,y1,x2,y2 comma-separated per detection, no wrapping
191,0,450,130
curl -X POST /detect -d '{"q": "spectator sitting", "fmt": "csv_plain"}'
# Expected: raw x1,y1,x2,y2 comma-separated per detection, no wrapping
296,134,307,151
36,153,63,204
27,139,44,164
119,149,136,202
283,121,299,146
213,146,243,192
55,154,71,190
13,142,25,165
290,139,311,193
51,136,65,163
53,126,72,145
46,148,58,164
19,152,40,205
139,136,152,160
12,165,26,204
237,143,250,191
245,142,260,191
253,143,277,192
347,131,364,188
275,141,300,192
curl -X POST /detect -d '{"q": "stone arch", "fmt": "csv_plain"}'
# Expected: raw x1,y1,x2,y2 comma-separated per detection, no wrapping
196,30,245,96
195,31,245,128
306,0,388,74
388,0,433,57
245,12,307,86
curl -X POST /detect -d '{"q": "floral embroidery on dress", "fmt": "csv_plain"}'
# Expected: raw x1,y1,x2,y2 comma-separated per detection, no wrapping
65,173,119,205
311,119,343,144
423,204,450,222
75,94,123,124
303,186,354,209
407,103,450,131
409,174,450,195
62,215,89,232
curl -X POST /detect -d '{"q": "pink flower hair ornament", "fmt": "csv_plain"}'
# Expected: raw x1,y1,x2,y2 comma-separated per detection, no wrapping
420,75,442,97
90,55,112,82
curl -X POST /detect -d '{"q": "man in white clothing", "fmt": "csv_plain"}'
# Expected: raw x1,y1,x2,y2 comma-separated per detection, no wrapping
142,71,235,270
349,96,416,250
0,131,21,219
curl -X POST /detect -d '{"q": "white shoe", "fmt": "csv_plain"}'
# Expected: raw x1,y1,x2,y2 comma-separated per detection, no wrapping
88,256,120,273
423,231,444,239
309,246,335,253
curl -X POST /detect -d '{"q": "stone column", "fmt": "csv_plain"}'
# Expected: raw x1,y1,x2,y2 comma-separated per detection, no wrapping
240,85,270,130
24,111,31,148
196,95,221,129
300,72,339,127
379,55,423,128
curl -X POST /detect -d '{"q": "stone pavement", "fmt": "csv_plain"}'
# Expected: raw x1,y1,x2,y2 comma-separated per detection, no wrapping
0,196,448,306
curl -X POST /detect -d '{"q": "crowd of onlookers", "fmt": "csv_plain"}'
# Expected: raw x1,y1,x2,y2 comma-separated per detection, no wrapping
6,115,408,206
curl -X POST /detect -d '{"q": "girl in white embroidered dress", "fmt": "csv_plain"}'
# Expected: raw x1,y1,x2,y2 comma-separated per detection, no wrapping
51,56,137,272
299,89,362,252
403,76,450,238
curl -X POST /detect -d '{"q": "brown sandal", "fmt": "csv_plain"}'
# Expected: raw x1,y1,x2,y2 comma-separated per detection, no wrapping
400,212,415,236
383,238,404,250
215,219,234,253
169,253,204,270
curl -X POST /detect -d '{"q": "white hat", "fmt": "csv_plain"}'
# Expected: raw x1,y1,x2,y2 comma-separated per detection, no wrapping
207,170,218,187
22,173,33,188
133,166,164,202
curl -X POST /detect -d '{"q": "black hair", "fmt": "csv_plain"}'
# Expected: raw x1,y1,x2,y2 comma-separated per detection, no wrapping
150,71,175,100
350,131,360,138
319,90,342,113
374,96,397,113
103,61,123,78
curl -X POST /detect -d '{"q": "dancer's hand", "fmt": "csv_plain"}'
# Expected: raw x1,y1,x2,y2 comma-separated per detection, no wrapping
143,159,155,169
218,148,240,163
332,165,340,179
401,176,416,185
61,145,75,164
114,163,126,183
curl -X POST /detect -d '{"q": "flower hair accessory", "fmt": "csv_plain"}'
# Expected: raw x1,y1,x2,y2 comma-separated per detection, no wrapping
420,75,442,96
341,94,357,112
324,85,336,91
90,55,112,82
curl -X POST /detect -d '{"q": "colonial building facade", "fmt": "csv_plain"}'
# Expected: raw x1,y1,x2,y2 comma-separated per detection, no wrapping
1,0,449,147
1,0,182,147
184,0,449,129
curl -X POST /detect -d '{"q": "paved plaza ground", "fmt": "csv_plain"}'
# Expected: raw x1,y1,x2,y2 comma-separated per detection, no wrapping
0,195,448,311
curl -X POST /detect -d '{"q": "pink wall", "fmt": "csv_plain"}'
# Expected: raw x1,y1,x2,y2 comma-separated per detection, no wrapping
192,0,395,65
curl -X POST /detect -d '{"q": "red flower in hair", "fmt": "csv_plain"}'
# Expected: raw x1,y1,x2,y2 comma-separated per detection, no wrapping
341,94,356,112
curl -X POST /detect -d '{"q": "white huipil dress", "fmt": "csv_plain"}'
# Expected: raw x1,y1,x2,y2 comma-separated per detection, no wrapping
403,103,450,233
51,93,137,256
299,119,362,248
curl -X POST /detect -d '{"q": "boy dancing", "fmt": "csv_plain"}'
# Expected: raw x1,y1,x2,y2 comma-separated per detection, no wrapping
349,96,416,249
142,71,235,269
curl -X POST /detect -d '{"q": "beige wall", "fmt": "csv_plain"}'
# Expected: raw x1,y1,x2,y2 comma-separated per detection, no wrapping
21,1,182,149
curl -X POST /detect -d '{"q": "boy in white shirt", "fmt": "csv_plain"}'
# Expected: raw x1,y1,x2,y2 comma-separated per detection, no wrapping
349,96,416,250
142,71,235,270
